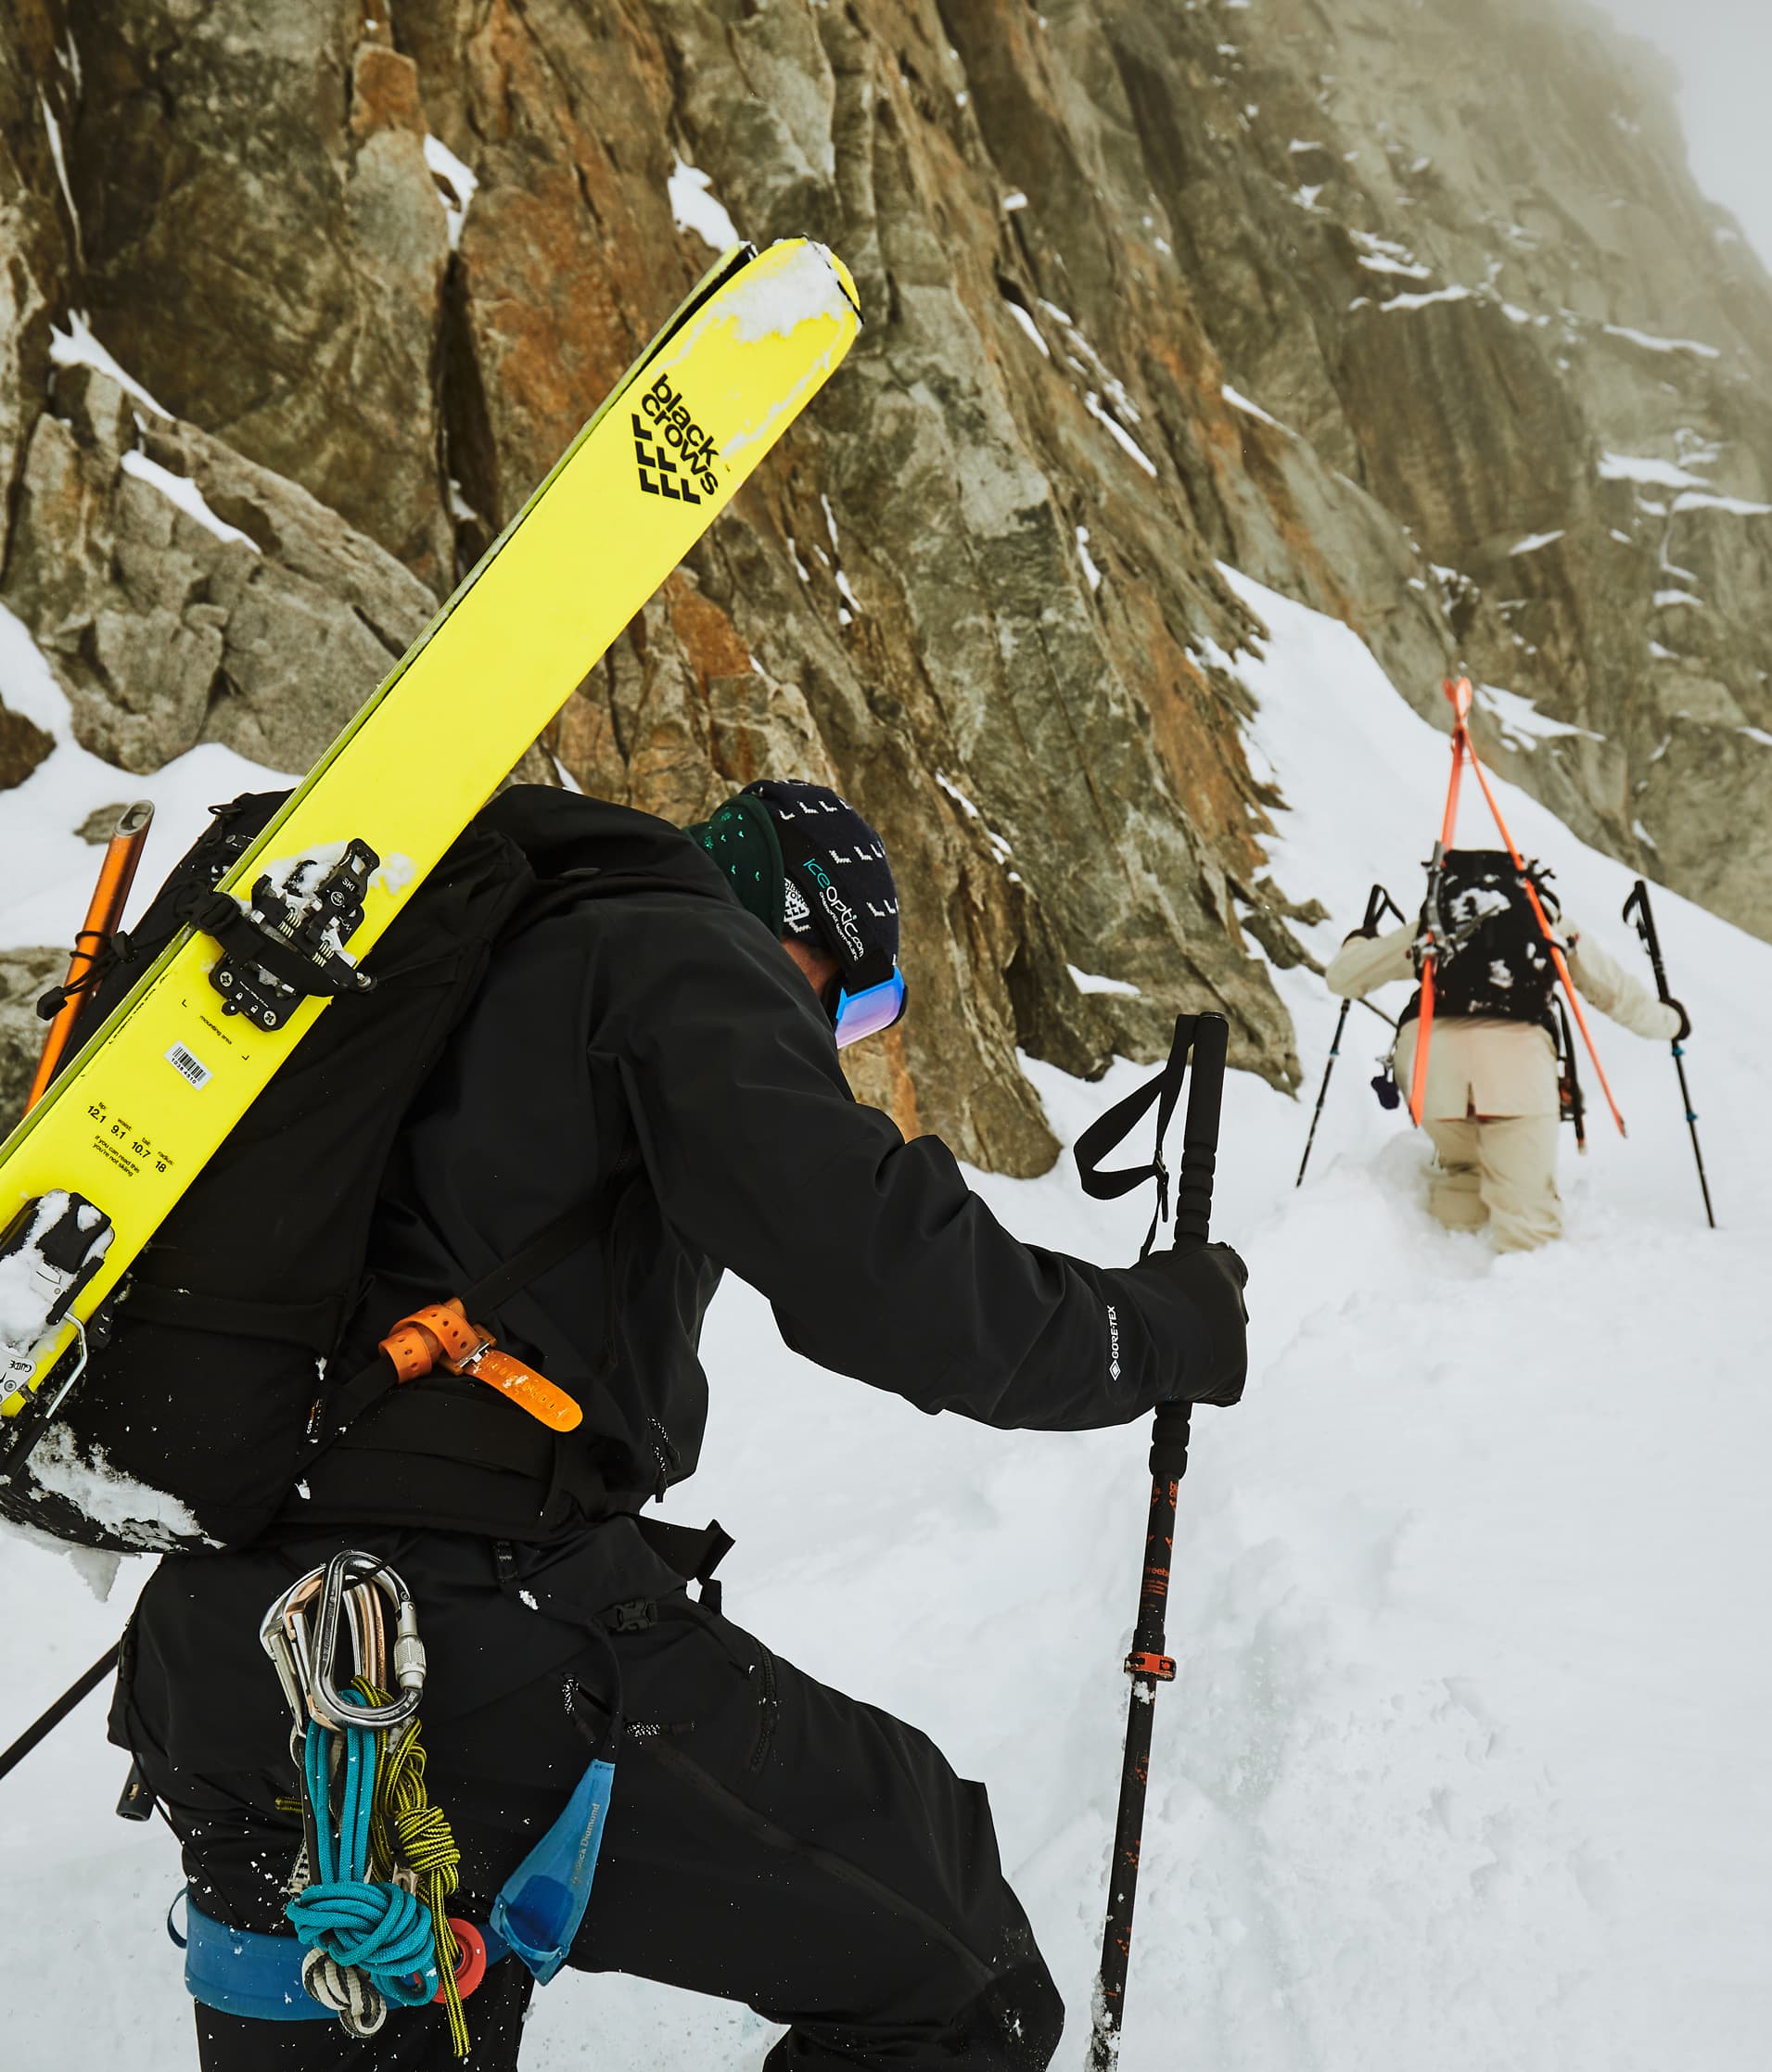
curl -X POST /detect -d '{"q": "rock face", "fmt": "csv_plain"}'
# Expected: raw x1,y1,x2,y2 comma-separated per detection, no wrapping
3,362,438,774
0,0,1766,1166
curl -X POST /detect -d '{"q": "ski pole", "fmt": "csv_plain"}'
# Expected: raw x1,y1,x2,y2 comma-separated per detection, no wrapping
0,1641,120,1786
1296,884,1404,1186
1622,879,1715,1227
26,801,155,1112
1088,1011,1228,2069
1555,997,1587,1154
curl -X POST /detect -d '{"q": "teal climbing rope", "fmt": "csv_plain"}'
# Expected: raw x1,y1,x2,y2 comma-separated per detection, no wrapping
285,1694,437,2015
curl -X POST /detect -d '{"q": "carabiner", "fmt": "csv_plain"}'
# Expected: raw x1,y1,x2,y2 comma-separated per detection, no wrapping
260,1553,427,1735
309,1552,426,1733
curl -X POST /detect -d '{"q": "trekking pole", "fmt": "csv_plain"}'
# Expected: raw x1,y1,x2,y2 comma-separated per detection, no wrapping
25,801,155,1112
1622,879,1715,1227
0,1642,120,1786
1555,998,1587,1155
1085,1011,1228,2069
1296,884,1404,1187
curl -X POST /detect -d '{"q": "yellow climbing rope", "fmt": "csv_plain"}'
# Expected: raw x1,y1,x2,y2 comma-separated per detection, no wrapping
354,1678,471,2058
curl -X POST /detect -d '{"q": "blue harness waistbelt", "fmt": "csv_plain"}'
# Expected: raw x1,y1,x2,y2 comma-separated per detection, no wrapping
180,1898,509,2022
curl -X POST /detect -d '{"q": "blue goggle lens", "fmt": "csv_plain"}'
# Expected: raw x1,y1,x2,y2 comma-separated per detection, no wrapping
833,968,907,1049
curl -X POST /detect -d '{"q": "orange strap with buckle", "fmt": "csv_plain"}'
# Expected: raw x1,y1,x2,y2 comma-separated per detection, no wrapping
378,1297,582,1432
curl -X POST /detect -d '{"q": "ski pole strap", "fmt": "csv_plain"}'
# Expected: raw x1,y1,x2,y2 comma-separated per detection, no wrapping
1361,882,1405,935
1073,1016,1199,1261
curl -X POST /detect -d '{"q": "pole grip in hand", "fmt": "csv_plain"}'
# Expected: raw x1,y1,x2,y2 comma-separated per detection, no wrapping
1171,1013,1227,1248
1623,878,1671,999
1149,1399,1192,1481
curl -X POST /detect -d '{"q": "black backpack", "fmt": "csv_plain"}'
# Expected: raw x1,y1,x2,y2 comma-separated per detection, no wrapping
1411,848,1562,1027
0,786,653,1556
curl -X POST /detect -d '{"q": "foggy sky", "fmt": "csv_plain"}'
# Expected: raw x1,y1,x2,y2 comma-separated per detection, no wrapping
1591,0,1772,270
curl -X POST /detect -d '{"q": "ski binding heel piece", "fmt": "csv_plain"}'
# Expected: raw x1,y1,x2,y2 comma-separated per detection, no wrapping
0,1190,114,1411
199,839,380,1031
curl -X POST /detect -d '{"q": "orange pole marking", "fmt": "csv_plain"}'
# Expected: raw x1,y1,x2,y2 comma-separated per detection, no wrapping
25,802,155,1113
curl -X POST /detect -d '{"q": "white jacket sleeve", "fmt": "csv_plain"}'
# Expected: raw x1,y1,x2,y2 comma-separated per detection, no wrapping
1562,919,1679,1040
1324,922,1415,999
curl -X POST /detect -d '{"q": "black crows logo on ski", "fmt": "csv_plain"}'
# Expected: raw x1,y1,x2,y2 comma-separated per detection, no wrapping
633,371,722,504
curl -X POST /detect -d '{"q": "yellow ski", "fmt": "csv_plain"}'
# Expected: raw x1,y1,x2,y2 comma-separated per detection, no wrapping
0,238,859,1434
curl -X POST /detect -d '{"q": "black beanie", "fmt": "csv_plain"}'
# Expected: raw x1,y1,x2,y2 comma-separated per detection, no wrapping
687,779,899,992
746,779,899,992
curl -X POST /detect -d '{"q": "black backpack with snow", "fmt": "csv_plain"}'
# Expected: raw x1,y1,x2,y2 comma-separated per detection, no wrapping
0,787,654,1557
1406,848,1562,1030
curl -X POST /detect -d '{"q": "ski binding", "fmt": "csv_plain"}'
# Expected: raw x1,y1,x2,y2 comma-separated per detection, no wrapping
199,839,380,1031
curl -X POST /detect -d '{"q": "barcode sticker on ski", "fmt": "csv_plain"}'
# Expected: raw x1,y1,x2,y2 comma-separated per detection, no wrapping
165,1044,212,1089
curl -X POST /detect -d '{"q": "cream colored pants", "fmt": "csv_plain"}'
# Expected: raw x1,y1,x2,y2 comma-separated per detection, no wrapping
1422,1114,1562,1252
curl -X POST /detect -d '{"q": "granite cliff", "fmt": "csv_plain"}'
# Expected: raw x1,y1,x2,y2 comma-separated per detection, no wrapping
1,0,1766,1165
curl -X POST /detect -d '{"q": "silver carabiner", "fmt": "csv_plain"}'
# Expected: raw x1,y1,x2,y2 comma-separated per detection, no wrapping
308,1551,427,1733
260,1552,427,1735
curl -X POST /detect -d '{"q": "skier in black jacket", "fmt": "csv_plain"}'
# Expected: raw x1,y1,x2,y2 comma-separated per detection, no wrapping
112,778,1250,2070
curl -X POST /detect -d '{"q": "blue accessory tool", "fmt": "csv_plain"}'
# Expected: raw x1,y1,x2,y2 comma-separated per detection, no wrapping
490,1751,618,1985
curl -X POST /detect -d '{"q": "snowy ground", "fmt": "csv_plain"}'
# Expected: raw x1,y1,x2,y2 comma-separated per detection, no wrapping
1,571,1766,2069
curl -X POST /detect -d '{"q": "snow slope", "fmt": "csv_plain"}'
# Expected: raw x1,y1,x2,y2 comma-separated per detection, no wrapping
1,574,1766,2069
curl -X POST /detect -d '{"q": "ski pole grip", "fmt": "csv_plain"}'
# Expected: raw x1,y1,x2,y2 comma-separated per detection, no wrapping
1171,1013,1228,1249
1624,878,1670,996
1149,1400,1192,1481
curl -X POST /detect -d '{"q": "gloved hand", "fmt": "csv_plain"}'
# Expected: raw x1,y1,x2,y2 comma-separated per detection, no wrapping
1664,997,1691,1042
1127,1240,1249,1407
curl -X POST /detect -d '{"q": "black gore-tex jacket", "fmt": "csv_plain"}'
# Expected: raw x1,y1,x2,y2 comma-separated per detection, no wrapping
288,801,1230,1540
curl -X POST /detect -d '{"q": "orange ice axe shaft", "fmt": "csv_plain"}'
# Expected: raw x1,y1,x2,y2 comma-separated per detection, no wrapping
26,801,155,1113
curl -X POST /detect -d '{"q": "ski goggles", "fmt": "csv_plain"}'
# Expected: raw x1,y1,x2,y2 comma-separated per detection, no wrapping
833,966,907,1049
